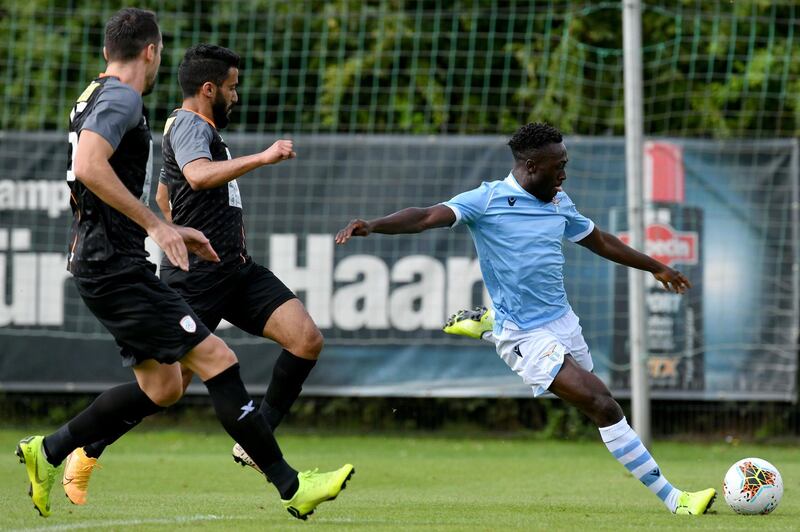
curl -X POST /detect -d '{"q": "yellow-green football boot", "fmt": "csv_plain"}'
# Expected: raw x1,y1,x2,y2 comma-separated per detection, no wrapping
282,464,354,520
674,488,716,515
443,306,494,339
16,435,59,517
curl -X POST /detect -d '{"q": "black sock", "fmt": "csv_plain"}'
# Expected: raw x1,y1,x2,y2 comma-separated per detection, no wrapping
83,416,144,459
204,363,298,498
42,382,163,466
261,350,317,430
264,458,301,499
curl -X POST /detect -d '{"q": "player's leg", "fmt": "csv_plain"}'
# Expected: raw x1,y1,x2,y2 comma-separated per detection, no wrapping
20,264,204,515
548,356,714,514
259,298,322,428
75,267,222,467
79,355,198,459
443,306,495,342
181,334,353,520
18,362,182,515
226,263,319,431
62,361,189,504
231,297,322,474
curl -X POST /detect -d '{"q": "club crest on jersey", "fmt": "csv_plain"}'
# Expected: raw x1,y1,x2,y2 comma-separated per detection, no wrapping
179,315,197,333
540,343,560,360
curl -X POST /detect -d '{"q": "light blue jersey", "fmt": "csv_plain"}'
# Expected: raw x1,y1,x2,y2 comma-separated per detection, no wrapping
444,172,594,331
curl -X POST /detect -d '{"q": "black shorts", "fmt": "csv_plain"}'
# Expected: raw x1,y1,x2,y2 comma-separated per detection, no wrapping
74,263,211,367
160,259,296,336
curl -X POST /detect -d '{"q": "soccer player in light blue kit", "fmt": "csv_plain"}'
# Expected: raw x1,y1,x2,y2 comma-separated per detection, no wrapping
336,123,715,515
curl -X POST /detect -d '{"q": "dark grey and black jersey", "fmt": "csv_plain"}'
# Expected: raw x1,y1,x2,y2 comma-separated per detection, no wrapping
159,109,247,271
67,76,153,276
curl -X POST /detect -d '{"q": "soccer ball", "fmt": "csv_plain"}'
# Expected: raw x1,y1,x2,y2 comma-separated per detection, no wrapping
723,457,783,514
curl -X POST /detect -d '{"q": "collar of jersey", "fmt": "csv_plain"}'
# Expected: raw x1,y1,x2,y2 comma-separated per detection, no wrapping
178,107,217,129
505,171,544,204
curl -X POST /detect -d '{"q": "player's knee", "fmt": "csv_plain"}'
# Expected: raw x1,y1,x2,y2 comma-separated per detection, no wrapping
144,379,184,407
300,327,324,359
590,391,623,427
286,324,324,360
210,340,238,367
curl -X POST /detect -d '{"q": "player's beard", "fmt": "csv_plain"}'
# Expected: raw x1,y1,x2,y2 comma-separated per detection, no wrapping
143,70,157,96
212,93,233,129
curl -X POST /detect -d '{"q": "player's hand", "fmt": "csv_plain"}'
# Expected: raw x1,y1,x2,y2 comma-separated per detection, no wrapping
335,219,372,244
261,139,296,165
148,221,189,271
173,225,220,264
652,266,691,294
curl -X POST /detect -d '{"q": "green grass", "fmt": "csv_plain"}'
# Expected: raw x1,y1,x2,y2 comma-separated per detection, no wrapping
1,428,798,531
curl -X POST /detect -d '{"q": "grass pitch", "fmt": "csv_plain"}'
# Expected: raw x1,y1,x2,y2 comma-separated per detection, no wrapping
1,428,798,531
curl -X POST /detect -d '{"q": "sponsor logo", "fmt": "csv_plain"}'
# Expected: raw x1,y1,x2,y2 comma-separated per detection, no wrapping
513,344,523,358
642,467,661,484
0,179,71,218
0,228,70,327
6,233,495,331
237,400,255,421
507,197,517,206
179,315,197,333
618,223,699,267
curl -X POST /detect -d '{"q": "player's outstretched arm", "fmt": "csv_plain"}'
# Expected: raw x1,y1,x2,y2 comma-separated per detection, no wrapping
74,130,190,271
182,139,296,190
335,204,456,245
576,227,691,294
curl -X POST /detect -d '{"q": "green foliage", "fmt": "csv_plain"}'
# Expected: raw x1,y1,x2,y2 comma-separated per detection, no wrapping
1,0,796,136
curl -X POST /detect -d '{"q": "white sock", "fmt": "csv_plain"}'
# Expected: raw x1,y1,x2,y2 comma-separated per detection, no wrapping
480,331,495,343
599,417,681,512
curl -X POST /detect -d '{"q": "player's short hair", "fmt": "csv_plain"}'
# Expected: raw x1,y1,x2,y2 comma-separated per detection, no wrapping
104,8,160,62
179,44,241,98
508,123,563,161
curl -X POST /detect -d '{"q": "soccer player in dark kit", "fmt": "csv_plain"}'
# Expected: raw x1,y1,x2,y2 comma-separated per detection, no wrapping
16,9,352,521
61,43,338,512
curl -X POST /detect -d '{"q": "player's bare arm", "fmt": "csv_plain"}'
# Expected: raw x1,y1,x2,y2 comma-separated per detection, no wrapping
74,130,190,271
576,226,691,294
182,139,296,190
335,204,456,244
155,181,172,222
172,225,219,263
155,182,217,262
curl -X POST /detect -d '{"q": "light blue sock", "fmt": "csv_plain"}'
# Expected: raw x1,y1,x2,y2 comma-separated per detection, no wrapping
599,417,681,512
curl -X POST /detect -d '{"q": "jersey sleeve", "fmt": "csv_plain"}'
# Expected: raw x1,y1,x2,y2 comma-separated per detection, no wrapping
562,194,595,242
442,182,493,226
170,114,214,170
80,84,142,150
